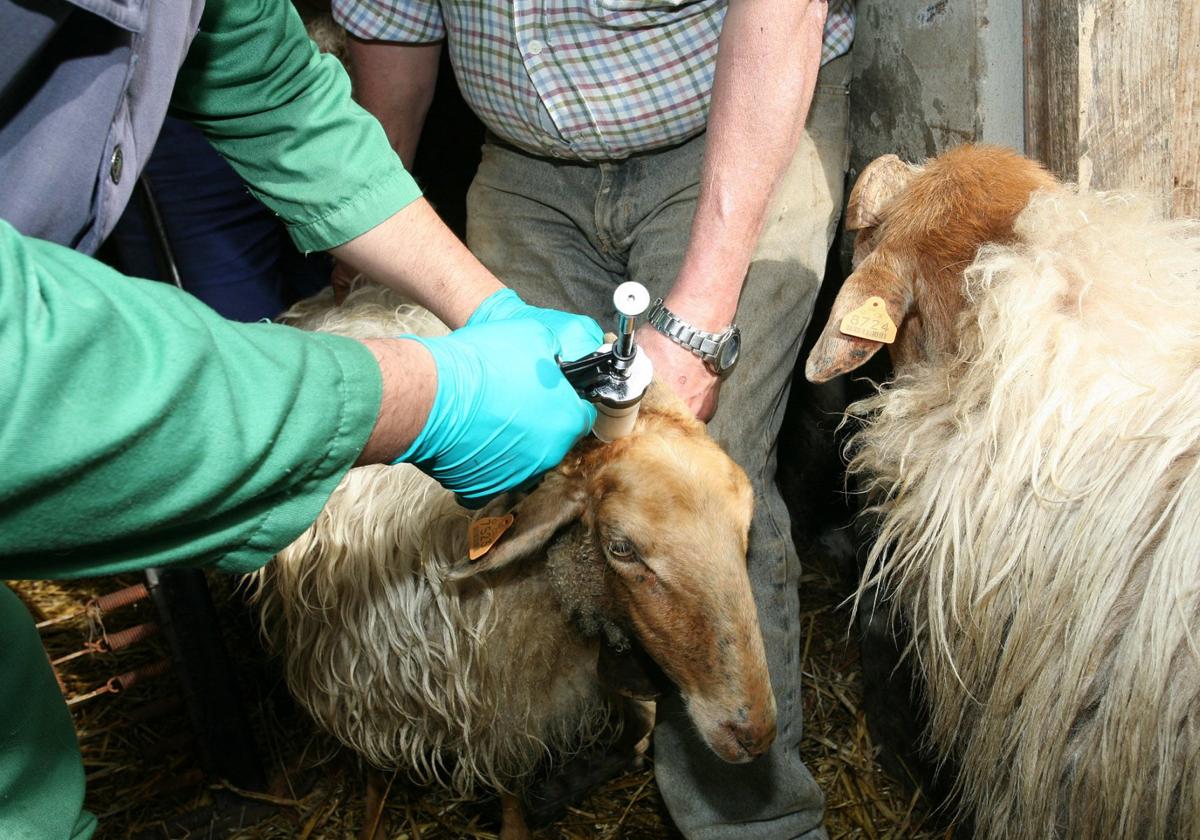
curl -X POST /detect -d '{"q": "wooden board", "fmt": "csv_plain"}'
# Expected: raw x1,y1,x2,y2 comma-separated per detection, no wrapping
1024,0,1200,217
1173,0,1200,216
1024,0,1080,180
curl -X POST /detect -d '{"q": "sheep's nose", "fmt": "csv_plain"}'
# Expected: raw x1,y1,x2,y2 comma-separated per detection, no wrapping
723,719,776,759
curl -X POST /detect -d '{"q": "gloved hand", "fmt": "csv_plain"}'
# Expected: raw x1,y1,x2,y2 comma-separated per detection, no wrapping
394,317,600,505
467,288,603,363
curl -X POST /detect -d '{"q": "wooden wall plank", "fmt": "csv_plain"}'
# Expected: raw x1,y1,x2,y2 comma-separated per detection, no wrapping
1077,0,1178,200
1172,0,1200,216
1024,0,1079,180
1026,0,1200,218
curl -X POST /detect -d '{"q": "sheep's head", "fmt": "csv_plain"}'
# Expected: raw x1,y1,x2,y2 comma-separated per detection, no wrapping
450,383,774,764
806,144,1059,382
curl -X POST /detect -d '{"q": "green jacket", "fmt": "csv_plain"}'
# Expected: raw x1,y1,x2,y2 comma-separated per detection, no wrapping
1,0,421,580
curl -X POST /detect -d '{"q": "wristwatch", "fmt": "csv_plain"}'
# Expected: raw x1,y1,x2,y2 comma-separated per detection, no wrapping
646,298,741,376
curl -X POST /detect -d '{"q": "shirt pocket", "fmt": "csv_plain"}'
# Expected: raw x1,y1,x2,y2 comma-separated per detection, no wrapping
586,0,718,29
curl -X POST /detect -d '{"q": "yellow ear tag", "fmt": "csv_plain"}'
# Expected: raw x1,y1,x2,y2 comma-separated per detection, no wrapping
839,296,897,344
468,514,515,561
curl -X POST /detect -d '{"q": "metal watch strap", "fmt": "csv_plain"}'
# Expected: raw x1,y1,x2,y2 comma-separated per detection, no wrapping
647,299,730,364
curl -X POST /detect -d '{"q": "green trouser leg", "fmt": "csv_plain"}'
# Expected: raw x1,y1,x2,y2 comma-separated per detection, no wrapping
0,585,95,840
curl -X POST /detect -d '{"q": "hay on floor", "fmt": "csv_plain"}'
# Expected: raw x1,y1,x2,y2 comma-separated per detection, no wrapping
7,541,956,839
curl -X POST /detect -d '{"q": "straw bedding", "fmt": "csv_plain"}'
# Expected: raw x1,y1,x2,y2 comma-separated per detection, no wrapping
8,538,956,838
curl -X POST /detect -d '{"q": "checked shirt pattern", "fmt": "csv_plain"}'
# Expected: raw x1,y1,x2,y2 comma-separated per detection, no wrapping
334,0,854,160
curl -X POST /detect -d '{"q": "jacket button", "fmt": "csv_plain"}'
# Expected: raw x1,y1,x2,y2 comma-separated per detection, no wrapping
110,145,123,184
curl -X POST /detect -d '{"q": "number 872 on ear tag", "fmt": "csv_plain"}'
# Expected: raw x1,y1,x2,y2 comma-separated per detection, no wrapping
839,296,897,344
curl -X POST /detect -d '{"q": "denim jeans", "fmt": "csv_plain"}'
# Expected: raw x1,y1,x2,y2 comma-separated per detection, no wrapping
466,54,850,840
108,117,331,323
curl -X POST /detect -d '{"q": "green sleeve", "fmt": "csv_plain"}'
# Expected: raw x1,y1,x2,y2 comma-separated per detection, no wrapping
0,221,382,579
169,0,422,253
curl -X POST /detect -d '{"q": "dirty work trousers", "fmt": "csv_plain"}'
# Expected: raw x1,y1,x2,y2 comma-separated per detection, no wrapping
0,585,95,839
466,54,851,840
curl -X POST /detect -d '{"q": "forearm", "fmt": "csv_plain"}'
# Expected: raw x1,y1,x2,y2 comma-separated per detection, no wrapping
329,198,503,328
669,0,828,327
355,338,435,465
331,36,495,325
348,37,441,167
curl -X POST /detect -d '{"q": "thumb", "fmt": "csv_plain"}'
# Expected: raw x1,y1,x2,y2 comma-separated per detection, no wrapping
577,397,598,434
558,315,604,363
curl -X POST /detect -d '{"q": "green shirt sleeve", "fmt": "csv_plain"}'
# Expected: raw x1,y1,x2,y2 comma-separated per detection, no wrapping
169,0,423,253
0,221,383,579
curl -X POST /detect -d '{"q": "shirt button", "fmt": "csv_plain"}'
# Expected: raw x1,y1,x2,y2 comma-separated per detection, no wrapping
109,145,123,185
527,39,544,56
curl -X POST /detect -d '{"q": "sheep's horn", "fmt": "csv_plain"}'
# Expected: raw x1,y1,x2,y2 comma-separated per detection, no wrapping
846,155,920,231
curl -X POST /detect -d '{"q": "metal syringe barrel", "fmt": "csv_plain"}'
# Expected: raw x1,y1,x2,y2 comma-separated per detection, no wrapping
591,281,653,442
612,281,650,369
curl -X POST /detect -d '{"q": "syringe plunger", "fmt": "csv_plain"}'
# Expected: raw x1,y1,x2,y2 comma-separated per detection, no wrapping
613,281,650,362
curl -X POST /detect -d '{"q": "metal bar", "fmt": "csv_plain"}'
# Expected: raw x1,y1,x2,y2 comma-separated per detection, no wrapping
144,568,266,790
100,621,159,652
51,644,101,667
66,683,116,707
48,621,159,667
92,583,151,614
65,659,171,708
135,176,184,289
38,612,84,632
107,658,172,693
36,583,151,631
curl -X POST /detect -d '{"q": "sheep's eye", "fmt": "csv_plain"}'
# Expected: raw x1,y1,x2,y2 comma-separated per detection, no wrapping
606,538,636,560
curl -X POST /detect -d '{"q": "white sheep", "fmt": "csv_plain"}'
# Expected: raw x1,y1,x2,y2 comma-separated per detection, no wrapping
807,145,1200,839
253,283,775,837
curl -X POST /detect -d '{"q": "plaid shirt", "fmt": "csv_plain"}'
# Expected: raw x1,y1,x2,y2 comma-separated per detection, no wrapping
334,0,854,160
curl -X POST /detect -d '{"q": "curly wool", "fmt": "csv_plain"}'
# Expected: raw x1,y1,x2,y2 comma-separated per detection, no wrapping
254,284,612,794
848,189,1200,839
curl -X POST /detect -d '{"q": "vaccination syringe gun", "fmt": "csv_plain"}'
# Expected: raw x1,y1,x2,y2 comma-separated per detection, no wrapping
558,282,654,442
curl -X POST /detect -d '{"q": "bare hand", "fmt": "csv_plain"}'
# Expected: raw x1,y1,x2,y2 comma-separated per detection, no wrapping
637,325,721,421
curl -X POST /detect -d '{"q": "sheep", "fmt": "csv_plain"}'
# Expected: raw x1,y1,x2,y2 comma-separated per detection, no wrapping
805,144,1200,839
252,283,775,837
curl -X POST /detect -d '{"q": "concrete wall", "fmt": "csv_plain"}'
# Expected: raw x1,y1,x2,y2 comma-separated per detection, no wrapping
841,0,1024,265
849,0,1025,165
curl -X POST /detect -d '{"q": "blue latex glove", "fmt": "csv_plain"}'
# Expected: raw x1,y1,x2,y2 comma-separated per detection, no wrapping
394,318,599,505
467,288,603,363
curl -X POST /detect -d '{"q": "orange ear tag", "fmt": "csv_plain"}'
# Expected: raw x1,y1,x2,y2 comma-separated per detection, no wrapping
468,514,516,561
839,296,897,344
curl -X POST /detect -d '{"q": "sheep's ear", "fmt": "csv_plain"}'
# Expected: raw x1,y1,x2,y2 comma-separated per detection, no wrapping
805,260,913,383
845,154,920,232
447,472,586,580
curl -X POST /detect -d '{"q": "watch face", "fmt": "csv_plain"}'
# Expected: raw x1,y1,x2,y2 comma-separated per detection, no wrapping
717,330,740,372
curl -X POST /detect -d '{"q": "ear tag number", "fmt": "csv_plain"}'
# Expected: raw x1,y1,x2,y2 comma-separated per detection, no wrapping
839,296,897,344
468,514,516,561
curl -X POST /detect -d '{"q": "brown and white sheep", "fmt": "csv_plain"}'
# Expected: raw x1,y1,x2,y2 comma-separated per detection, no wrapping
807,144,1200,839
252,284,775,836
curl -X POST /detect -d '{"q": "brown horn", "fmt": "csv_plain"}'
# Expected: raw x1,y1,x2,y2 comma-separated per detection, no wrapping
845,154,920,231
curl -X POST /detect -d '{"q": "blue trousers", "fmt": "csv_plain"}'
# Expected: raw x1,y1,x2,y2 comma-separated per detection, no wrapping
108,117,330,323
